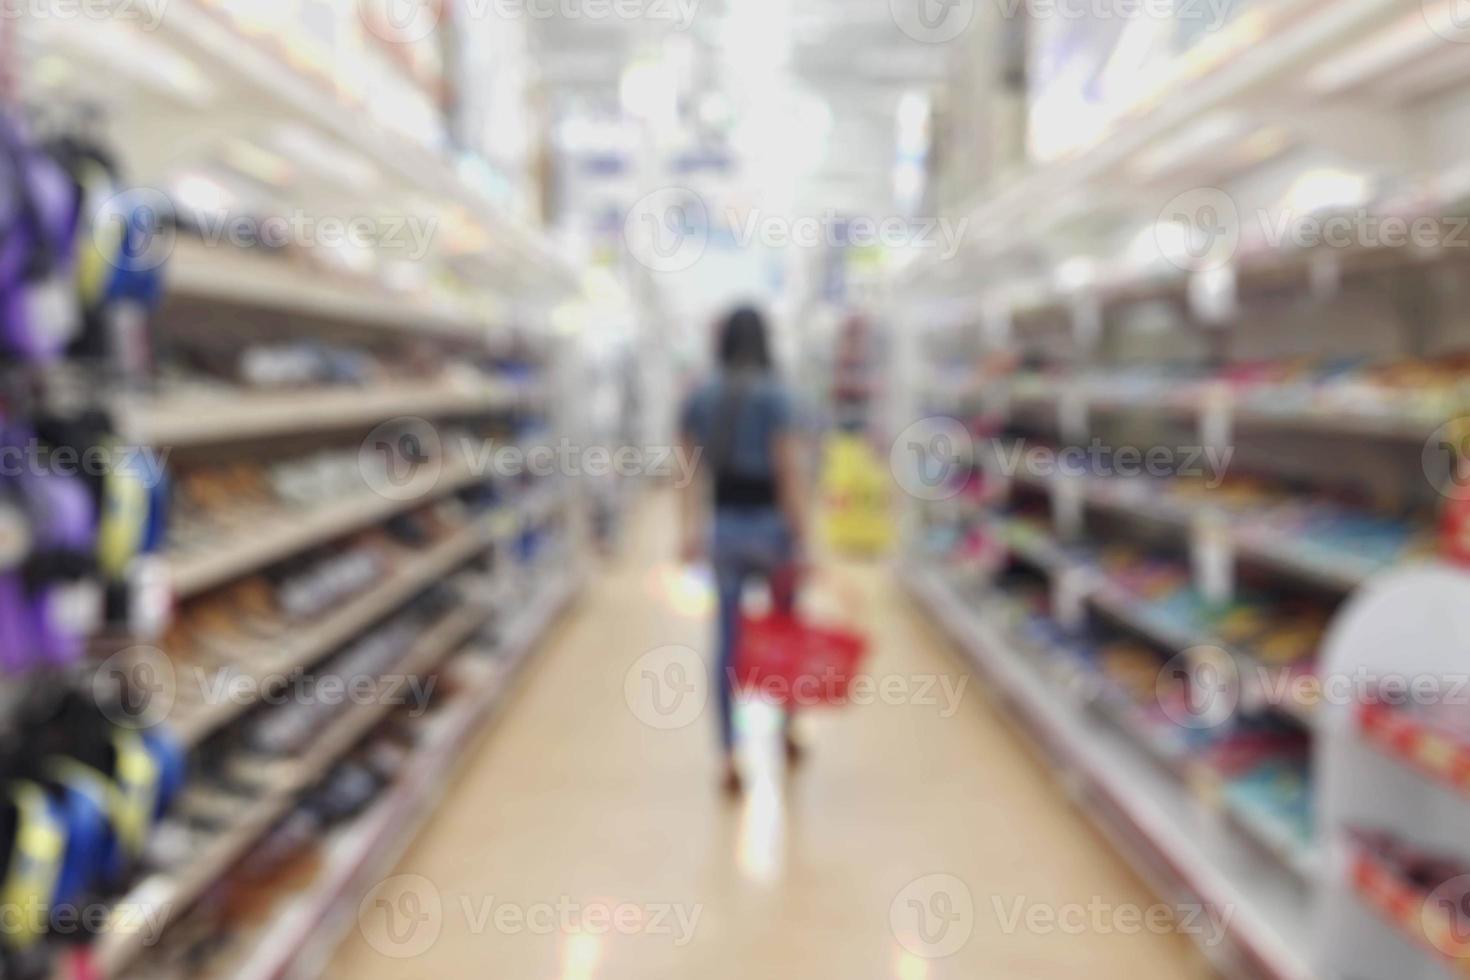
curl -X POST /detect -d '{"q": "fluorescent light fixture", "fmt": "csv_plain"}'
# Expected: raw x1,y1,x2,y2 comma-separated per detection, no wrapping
1282,168,1373,215
169,172,238,217
1054,257,1098,294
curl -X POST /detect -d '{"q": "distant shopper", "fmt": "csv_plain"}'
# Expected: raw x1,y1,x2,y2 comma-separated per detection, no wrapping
679,305,809,797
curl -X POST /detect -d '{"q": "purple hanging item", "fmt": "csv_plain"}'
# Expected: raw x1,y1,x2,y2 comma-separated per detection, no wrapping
0,112,82,361
0,480,34,674
21,468,98,666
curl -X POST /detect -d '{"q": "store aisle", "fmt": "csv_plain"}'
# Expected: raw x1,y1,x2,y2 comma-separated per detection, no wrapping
329,494,1209,979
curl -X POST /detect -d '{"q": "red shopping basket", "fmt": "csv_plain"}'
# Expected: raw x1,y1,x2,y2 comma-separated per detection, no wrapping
733,613,868,707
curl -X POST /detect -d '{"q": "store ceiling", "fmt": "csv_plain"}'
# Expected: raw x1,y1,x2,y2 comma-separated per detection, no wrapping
529,0,955,220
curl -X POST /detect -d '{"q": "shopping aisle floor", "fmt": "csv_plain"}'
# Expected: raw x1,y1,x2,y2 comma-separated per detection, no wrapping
330,494,1210,979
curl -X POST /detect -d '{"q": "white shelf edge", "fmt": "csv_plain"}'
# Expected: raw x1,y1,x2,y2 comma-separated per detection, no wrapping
169,455,483,599
126,381,518,449
168,510,507,746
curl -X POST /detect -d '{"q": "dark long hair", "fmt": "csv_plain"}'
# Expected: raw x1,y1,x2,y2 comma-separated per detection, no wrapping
717,306,772,372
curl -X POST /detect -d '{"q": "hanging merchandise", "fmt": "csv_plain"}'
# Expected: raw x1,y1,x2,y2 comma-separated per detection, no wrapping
18,465,99,667
0,114,82,365
47,134,169,382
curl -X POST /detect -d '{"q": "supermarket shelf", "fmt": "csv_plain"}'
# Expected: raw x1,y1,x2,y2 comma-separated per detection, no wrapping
907,0,1405,290
991,451,1391,594
155,3,575,292
985,514,1322,728
1351,844,1470,976
275,601,494,790
94,596,497,979
907,565,1313,980
163,239,498,342
205,569,583,980
169,455,483,599
1005,380,1441,447
1359,703,1470,799
1217,786,1321,885
169,511,510,746
124,379,519,448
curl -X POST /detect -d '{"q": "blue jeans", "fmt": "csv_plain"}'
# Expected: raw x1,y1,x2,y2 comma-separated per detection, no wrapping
711,507,796,751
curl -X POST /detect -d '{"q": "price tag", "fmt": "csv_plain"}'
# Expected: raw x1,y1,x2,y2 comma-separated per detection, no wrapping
1199,382,1233,455
1051,473,1085,541
128,556,174,641
1188,264,1238,326
982,298,1013,350
26,277,82,350
54,581,103,636
1053,567,1090,633
1190,510,1234,604
1058,388,1089,445
1309,251,1341,302
1071,292,1103,354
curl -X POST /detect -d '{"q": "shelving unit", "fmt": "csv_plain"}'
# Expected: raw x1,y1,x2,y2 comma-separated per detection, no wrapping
10,5,601,976
169,507,513,745
907,566,1313,980
124,381,524,450
94,568,580,980
214,569,581,980
890,9,1470,977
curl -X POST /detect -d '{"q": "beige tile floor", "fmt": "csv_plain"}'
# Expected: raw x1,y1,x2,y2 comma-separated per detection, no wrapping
329,496,1211,979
